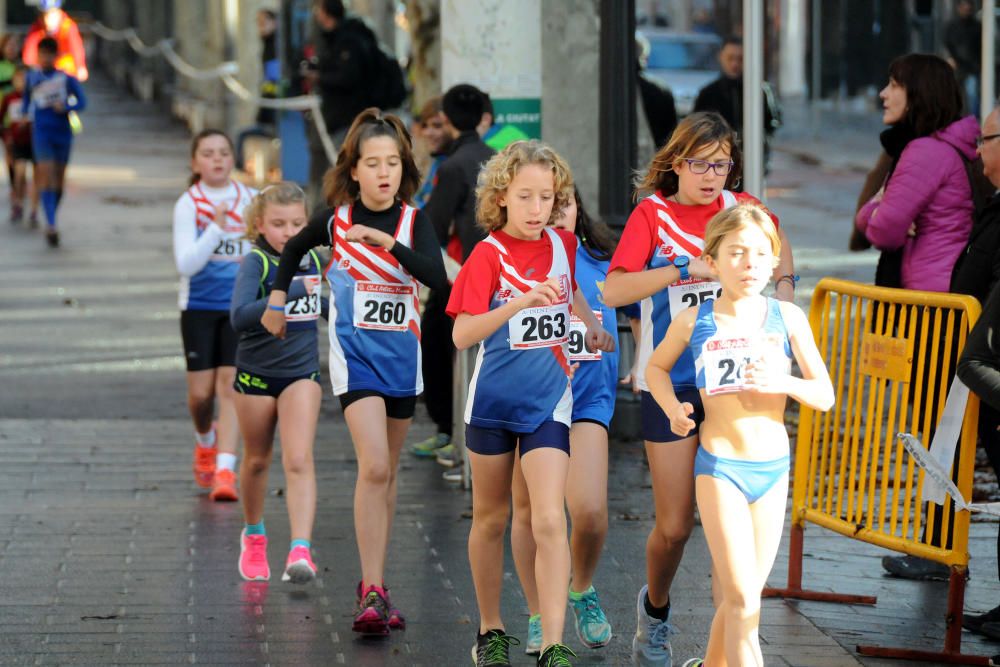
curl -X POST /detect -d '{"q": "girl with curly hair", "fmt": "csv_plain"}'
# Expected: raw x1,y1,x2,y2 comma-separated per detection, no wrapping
447,140,615,667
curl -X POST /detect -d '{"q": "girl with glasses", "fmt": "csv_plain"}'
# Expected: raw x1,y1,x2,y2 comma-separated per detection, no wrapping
602,111,796,666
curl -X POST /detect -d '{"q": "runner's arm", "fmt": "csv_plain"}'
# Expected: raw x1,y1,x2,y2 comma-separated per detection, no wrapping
270,210,331,296
173,197,224,276
230,253,268,332
389,209,448,290
772,302,835,411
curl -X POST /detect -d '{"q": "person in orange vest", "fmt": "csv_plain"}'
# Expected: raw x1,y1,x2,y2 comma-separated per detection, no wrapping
22,0,88,83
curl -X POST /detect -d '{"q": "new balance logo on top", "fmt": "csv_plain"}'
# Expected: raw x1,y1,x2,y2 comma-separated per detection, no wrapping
338,259,351,270
498,289,512,299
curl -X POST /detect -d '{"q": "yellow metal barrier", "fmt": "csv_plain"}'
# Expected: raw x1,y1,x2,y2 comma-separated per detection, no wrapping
764,277,984,664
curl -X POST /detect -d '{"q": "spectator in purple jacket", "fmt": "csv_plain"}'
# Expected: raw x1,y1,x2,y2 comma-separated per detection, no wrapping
855,53,979,292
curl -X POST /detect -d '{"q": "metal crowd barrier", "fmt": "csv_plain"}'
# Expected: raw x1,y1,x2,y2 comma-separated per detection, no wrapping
764,278,984,664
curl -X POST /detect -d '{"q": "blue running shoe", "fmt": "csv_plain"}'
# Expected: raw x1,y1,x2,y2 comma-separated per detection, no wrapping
569,586,612,648
632,585,674,666
526,613,543,655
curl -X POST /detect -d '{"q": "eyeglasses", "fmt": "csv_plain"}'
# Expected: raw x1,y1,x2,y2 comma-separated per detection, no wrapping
976,133,1000,148
682,158,735,176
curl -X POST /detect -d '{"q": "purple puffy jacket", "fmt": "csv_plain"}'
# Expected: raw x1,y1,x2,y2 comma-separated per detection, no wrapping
855,115,979,292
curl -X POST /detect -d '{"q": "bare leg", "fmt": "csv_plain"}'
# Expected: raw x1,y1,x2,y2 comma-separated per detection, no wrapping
276,380,322,542
234,392,277,525
468,449,515,633
185,369,217,434
565,423,609,592
214,366,239,456
644,436,698,607
510,453,540,615
344,396,393,588
383,415,411,558
520,447,571,650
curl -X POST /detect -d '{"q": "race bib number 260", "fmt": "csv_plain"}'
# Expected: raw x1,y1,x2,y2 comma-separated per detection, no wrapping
353,281,414,331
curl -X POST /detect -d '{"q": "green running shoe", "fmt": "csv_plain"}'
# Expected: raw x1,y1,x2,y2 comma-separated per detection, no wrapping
409,432,450,458
536,642,577,666
569,586,612,648
525,613,542,655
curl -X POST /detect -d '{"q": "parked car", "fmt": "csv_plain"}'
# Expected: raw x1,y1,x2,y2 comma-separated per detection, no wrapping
639,29,722,116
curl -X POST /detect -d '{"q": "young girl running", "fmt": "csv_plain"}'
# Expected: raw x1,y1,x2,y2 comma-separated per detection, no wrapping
510,188,634,656
447,141,614,667
261,109,447,635
602,111,796,666
229,183,326,583
173,129,255,502
646,204,833,665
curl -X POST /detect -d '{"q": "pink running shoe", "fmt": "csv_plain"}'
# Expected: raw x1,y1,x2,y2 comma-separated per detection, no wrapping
238,529,269,581
385,586,406,630
353,584,390,636
282,545,317,584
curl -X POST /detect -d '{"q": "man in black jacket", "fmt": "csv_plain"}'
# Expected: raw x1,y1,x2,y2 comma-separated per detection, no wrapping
409,85,495,467
306,0,376,207
693,36,780,170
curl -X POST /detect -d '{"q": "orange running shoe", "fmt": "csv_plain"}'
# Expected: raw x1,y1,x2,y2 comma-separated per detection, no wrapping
192,445,216,488
210,468,239,502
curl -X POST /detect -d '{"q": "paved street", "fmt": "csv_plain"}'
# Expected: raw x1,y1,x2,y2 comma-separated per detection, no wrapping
2,76,1000,666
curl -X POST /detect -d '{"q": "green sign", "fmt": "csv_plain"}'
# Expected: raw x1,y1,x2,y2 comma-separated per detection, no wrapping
492,98,542,139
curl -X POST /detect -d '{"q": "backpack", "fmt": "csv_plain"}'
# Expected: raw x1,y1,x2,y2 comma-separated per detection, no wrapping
346,18,407,111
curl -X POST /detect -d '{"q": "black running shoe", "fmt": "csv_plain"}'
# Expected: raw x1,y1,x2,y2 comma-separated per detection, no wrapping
45,229,59,248
965,604,1000,633
471,629,519,666
537,642,576,666
881,555,950,581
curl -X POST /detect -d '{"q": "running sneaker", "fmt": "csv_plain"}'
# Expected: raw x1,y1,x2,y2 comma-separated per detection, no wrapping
525,613,542,655
10,204,21,225
436,443,460,468
569,586,612,648
410,432,450,458
881,554,950,581
536,642,576,666
209,468,238,502
28,211,37,228
965,603,1000,633
471,629,518,666
384,586,406,630
45,229,59,248
353,584,390,636
192,438,217,488
632,585,674,667
680,660,703,667
238,529,269,581
442,468,463,483
281,545,316,584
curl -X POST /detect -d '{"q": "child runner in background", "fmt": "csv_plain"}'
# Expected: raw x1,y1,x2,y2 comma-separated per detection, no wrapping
229,183,326,584
261,109,447,636
173,129,255,503
510,186,637,657
646,204,832,666
21,36,84,247
1,66,37,226
447,140,614,667
602,112,796,666
0,34,22,202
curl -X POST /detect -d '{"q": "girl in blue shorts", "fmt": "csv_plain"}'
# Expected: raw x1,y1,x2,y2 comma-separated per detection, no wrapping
447,141,614,667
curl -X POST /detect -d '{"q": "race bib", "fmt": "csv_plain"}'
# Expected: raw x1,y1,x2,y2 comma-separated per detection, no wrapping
668,278,722,318
353,281,414,331
568,312,602,362
509,305,570,350
286,275,321,322
702,336,753,395
211,234,250,261
32,76,66,109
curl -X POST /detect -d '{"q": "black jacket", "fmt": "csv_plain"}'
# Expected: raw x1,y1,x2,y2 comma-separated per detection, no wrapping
638,70,678,148
693,75,780,136
424,131,496,261
951,192,1000,302
313,17,376,132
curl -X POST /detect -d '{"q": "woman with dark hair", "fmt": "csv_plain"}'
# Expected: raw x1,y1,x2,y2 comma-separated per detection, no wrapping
261,107,447,635
855,53,979,292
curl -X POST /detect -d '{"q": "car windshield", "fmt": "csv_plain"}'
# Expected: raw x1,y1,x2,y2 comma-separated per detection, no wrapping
646,37,719,71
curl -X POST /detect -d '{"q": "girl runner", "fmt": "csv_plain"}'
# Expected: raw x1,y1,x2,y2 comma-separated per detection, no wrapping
646,204,833,665
261,109,447,635
229,183,326,584
447,141,614,667
510,187,636,656
602,111,796,666
173,129,254,502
